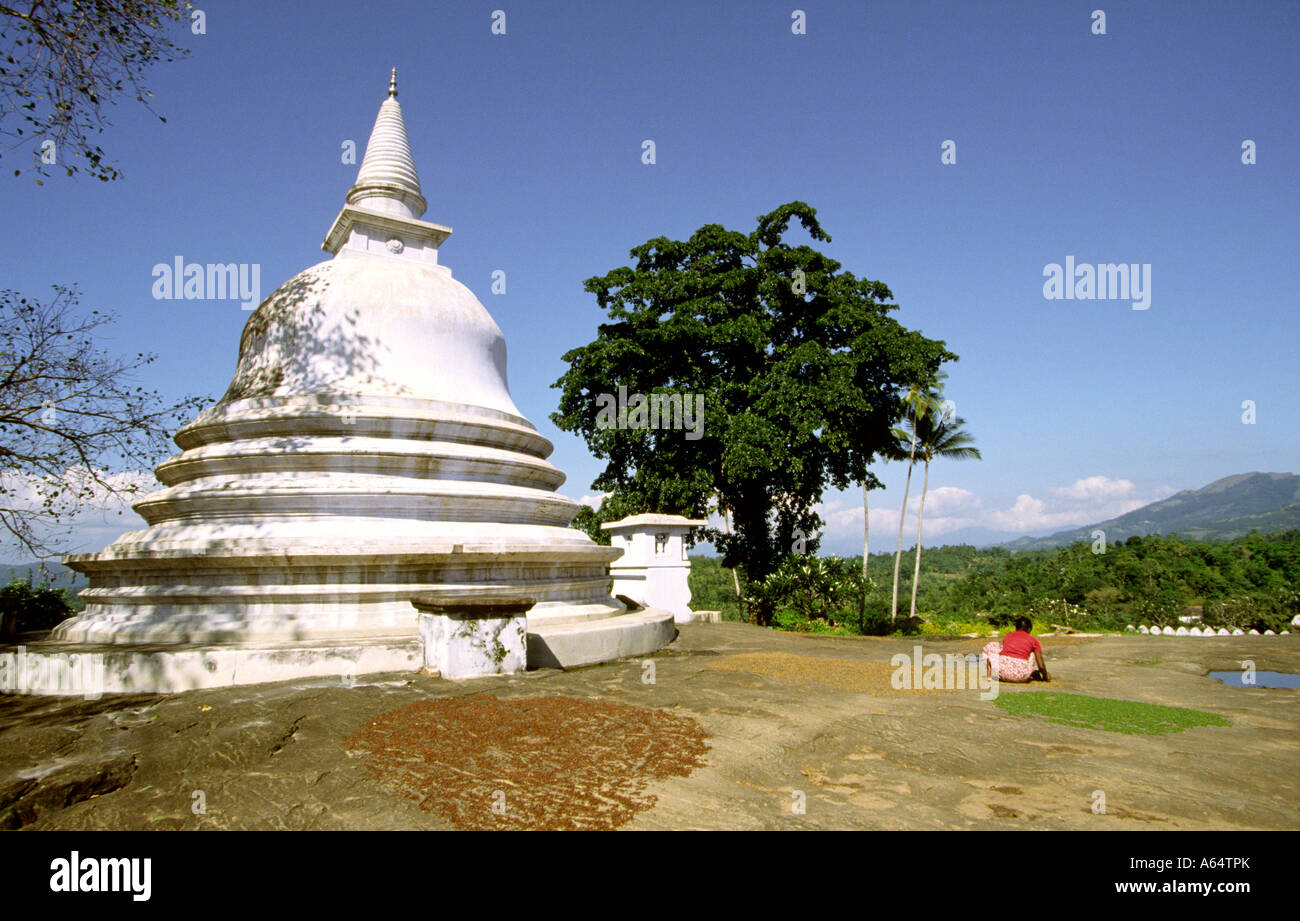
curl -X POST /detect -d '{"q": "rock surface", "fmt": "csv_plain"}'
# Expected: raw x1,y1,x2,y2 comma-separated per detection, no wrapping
2,624,1296,830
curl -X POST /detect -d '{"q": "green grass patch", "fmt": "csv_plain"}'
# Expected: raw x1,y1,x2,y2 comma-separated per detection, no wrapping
993,691,1230,735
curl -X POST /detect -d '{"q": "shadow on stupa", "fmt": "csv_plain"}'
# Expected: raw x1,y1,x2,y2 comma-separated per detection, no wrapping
218,269,388,408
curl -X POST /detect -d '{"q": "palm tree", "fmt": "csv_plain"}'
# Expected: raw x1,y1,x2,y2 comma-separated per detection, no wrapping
862,480,871,583
858,477,877,630
860,461,900,625
860,474,887,585
901,406,981,618
890,384,940,622
717,492,744,616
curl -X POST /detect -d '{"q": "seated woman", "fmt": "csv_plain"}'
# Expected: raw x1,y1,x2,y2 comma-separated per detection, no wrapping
983,617,1049,683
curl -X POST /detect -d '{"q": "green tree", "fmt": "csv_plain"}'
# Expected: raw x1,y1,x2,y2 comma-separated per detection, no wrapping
568,504,607,545
750,554,867,625
550,202,955,618
1,0,192,182
0,578,71,635
900,403,981,618
567,493,645,545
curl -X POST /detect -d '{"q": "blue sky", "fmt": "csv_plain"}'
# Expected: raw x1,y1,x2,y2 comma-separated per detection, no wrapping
2,0,1297,559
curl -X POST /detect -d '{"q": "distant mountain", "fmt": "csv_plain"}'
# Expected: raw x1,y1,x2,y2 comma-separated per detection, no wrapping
1003,472,1300,551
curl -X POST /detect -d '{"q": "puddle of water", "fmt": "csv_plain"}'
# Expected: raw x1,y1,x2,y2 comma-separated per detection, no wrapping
1209,671,1300,689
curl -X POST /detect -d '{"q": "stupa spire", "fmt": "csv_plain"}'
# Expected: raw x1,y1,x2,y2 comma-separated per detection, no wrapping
348,69,426,219
323,71,451,259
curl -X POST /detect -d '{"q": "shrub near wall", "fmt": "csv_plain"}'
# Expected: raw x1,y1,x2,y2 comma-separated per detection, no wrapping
0,580,73,636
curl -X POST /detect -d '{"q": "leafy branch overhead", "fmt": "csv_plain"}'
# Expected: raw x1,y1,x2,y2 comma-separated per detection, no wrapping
0,0,192,182
551,201,956,588
0,285,208,557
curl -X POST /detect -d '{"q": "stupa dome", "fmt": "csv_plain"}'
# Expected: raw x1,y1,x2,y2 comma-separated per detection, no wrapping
213,255,520,415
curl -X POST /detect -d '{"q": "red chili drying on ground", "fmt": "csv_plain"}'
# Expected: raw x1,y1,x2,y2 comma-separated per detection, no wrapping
344,694,710,830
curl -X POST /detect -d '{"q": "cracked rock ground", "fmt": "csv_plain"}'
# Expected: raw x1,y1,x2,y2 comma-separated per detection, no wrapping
1,624,1296,830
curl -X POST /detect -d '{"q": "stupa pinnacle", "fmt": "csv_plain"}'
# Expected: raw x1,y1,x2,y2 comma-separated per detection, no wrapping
50,75,675,693
345,68,426,220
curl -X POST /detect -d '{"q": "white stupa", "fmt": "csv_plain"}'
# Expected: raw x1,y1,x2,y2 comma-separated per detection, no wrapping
51,73,675,692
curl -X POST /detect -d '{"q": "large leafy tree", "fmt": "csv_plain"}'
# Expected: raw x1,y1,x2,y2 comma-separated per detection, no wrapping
551,202,956,609
1,0,191,182
0,285,207,557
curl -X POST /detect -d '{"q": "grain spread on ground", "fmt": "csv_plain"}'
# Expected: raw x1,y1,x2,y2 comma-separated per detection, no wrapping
343,694,710,830
710,651,979,694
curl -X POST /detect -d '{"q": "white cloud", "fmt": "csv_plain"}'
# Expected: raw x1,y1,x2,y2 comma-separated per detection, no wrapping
916,485,981,517
0,468,155,562
985,493,1092,532
1050,476,1136,502
811,474,1172,547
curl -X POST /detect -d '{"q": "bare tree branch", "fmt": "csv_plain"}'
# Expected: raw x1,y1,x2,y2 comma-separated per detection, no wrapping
1,0,191,182
0,284,208,557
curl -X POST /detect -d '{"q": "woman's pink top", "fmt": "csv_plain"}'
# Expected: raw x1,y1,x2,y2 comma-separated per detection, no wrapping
1001,630,1042,661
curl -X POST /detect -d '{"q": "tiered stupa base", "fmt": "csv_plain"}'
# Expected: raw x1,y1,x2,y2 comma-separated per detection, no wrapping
51,539,675,693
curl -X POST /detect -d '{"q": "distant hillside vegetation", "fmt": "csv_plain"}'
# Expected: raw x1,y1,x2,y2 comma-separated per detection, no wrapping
691,529,1300,635
1004,472,1300,551
0,561,86,590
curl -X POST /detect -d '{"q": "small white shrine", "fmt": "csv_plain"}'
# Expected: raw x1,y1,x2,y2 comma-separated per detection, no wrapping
602,514,708,624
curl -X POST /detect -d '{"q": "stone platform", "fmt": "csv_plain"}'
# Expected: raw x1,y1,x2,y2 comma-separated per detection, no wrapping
528,607,677,669
7,605,676,695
